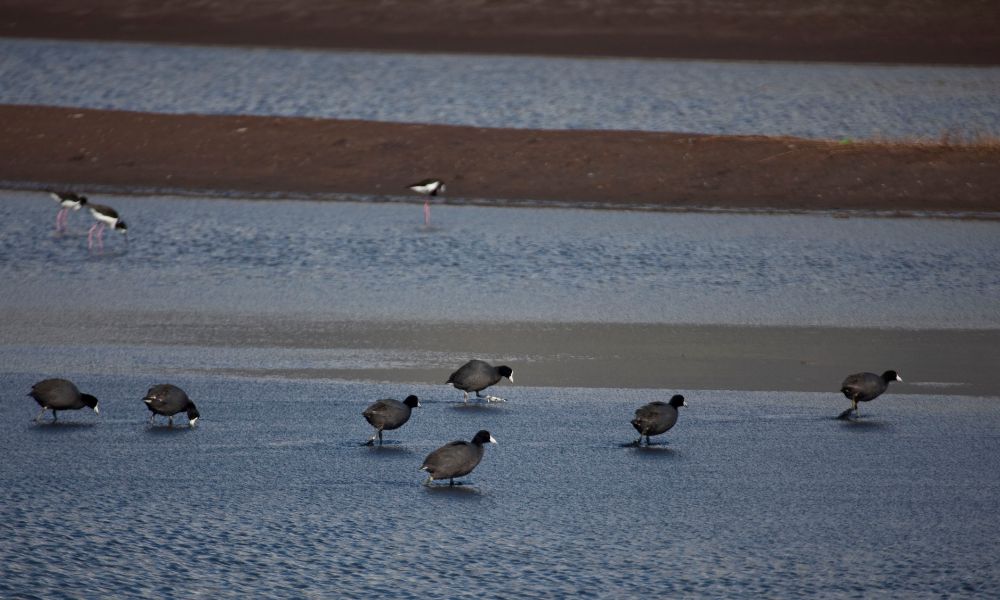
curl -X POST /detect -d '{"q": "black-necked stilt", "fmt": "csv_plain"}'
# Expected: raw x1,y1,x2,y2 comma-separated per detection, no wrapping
48,191,87,232
446,359,513,403
408,178,445,226
87,203,128,249
142,383,200,427
838,370,902,419
28,378,100,423
631,395,687,446
420,430,497,486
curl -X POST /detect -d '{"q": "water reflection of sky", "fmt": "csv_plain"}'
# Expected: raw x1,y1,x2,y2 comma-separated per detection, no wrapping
3,192,998,328
1,38,998,140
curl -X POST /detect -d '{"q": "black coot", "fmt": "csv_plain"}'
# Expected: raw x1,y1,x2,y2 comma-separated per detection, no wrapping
362,395,420,445
28,378,99,423
839,370,902,418
420,430,497,485
631,394,686,446
143,384,200,427
446,360,513,403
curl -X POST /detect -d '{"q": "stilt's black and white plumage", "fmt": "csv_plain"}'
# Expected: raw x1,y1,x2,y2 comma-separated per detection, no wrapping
631,395,686,446
446,359,513,403
407,178,445,227
420,430,497,486
49,191,87,232
362,394,420,445
28,378,99,423
87,203,128,249
143,383,200,427
839,370,902,419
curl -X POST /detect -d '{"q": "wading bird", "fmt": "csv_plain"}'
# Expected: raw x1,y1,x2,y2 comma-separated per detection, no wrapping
839,370,902,419
408,178,445,227
420,430,497,486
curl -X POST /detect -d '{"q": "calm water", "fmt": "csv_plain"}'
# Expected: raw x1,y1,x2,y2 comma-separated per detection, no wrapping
2,191,999,328
1,37,999,140
1,371,998,597
4,192,1000,596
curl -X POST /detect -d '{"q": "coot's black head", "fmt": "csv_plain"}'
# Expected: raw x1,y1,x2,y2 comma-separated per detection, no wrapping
116,221,128,233
82,393,100,414
497,366,514,383
472,430,498,445
404,395,421,408
187,404,201,427
74,196,88,208
882,370,902,383
669,394,686,408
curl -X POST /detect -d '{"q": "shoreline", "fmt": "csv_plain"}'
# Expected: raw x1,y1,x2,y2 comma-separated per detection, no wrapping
7,183,1000,222
4,309,999,397
3,105,999,216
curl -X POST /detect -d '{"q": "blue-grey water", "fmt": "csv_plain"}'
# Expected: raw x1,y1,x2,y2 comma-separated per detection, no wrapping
2,191,999,328
3,191,1000,596
2,371,998,597
2,37,999,140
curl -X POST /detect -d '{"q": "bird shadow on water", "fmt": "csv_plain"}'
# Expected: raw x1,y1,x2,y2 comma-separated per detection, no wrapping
449,403,506,413
86,247,129,259
831,415,892,431
145,424,197,435
361,442,415,456
30,421,97,432
422,481,484,499
621,441,679,457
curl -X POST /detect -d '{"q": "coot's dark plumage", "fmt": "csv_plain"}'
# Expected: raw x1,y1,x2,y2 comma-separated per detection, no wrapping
839,370,902,418
143,384,200,427
631,394,686,446
420,430,497,486
28,378,99,423
363,394,420,445
446,360,513,403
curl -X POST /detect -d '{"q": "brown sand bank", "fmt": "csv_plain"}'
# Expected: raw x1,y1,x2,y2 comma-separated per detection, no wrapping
3,105,999,215
5,308,998,396
1,0,998,65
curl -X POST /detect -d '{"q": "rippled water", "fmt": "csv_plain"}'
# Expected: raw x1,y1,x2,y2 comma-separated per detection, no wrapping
2,191,999,328
1,371,998,597
1,37,999,140
4,192,1000,596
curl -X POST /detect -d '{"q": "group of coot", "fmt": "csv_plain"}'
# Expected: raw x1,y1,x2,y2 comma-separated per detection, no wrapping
28,379,199,426
23,358,902,486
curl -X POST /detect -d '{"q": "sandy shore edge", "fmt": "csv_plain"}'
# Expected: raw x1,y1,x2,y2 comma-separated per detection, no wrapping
3,105,999,216
4,309,998,397
2,1,998,65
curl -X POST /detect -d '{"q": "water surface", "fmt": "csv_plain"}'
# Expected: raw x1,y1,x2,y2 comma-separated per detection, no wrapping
1,372,997,597
2,191,999,328
2,37,998,140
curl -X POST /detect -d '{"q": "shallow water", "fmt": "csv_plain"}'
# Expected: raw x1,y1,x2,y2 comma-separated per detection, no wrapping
1,371,998,597
2,191,999,328
1,37,999,140
4,192,1000,596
